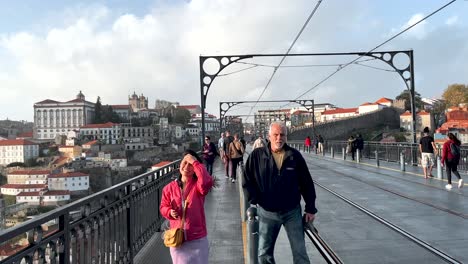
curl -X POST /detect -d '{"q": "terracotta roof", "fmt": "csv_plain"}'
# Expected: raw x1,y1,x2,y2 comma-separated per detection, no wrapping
16,131,33,138
360,102,374,106
83,140,98,146
322,108,358,115
111,105,130,110
7,170,50,175
35,99,59,104
16,191,41,197
44,190,70,196
1,184,47,189
400,111,412,116
178,105,199,109
59,145,75,148
80,122,118,129
152,161,172,167
0,139,38,146
48,172,89,178
0,243,28,257
375,97,393,104
52,156,69,165
417,110,430,116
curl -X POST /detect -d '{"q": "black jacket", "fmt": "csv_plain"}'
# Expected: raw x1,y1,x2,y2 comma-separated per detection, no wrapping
243,143,318,214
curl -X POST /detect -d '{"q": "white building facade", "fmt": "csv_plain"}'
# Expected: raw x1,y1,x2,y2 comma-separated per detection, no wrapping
48,172,90,192
33,91,95,140
80,122,122,144
7,170,50,184
0,139,39,166
0,184,46,196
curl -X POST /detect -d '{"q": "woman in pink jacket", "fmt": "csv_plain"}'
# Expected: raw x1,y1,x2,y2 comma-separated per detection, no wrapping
160,150,214,264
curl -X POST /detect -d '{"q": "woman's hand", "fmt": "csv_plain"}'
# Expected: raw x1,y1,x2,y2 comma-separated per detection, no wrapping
183,154,197,164
170,209,179,219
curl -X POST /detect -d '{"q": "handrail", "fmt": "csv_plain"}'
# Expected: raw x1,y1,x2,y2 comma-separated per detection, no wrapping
0,158,182,263
304,222,343,264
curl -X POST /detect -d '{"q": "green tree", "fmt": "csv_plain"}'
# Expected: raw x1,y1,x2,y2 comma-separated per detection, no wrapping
442,84,468,107
94,96,103,123
430,100,447,128
396,90,423,111
173,108,191,125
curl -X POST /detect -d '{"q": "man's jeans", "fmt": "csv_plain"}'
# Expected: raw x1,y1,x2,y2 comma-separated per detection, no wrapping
257,205,310,264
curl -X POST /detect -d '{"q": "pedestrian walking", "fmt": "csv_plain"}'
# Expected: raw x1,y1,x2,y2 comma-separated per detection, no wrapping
223,130,234,179
218,133,225,162
317,134,324,154
347,135,357,160
202,136,217,175
419,127,437,178
253,134,267,149
355,134,364,159
244,122,317,264
228,133,244,183
304,136,311,153
160,150,214,264
441,133,463,190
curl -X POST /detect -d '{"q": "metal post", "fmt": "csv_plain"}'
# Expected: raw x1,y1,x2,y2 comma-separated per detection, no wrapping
342,147,346,160
437,156,443,180
331,147,334,159
400,152,405,171
356,149,360,163
322,146,325,157
375,150,380,167
247,207,259,264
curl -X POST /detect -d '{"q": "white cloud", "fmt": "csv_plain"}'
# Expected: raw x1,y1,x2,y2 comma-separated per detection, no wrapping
0,0,466,122
445,16,458,26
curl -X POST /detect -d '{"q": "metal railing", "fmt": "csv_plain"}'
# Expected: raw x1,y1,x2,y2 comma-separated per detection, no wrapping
289,140,468,173
0,161,181,263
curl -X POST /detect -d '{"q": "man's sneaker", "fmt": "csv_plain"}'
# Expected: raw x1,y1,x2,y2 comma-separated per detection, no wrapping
225,175,229,179
459,179,464,189
231,179,236,183
445,184,453,190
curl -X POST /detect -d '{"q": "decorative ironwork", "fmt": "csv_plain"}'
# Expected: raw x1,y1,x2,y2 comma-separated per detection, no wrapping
219,100,315,134
200,50,416,143
0,161,181,264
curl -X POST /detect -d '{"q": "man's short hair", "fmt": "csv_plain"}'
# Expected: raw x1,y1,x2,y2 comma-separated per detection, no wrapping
268,122,287,136
423,127,429,133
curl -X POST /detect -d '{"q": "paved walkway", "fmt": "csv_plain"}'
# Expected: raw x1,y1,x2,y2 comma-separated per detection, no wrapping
136,148,468,263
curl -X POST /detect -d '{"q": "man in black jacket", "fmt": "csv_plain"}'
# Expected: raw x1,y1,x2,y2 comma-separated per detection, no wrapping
244,122,317,264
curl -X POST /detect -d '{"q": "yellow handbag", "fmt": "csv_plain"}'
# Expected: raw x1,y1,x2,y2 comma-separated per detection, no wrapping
164,200,188,247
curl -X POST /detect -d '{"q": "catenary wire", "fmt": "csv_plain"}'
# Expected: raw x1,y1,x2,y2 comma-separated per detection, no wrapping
288,0,457,103
245,0,323,122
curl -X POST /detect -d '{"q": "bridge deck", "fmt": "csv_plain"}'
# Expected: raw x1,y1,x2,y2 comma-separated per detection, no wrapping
135,149,467,264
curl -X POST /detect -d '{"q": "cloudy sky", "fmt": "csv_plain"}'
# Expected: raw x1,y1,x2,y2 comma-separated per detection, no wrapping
0,0,466,122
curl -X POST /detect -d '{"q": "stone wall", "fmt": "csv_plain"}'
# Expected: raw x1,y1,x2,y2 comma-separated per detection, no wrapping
289,107,401,140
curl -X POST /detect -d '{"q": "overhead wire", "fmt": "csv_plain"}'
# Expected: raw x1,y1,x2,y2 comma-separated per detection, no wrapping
245,0,323,122
287,0,457,103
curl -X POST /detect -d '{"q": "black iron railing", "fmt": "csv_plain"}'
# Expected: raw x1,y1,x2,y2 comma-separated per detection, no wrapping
0,161,180,264
289,140,468,172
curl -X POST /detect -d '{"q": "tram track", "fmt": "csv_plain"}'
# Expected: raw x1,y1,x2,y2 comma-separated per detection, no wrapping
304,158,465,263
306,153,468,198
313,181,463,264
307,157,468,219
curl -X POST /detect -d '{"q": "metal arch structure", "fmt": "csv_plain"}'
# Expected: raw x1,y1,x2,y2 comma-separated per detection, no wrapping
200,50,417,143
219,99,315,135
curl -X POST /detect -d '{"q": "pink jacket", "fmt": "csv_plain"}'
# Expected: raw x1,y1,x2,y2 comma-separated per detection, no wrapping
160,161,214,241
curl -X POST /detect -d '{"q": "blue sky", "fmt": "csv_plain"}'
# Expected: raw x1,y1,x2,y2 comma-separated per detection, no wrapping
0,0,466,122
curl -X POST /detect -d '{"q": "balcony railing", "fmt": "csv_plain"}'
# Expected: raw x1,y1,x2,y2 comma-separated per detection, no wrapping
0,160,181,263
